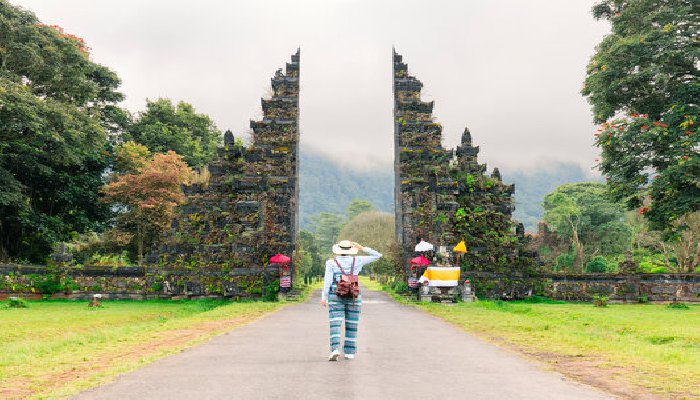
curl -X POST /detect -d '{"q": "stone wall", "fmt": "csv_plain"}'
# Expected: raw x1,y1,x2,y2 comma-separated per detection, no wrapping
466,271,700,302
548,273,700,302
0,263,280,300
4,263,696,303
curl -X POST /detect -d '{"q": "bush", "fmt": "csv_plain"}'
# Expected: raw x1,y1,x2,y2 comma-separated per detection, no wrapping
593,294,609,307
62,277,80,293
30,274,63,294
87,251,131,266
263,281,279,302
667,302,690,310
391,280,409,293
639,261,669,273
555,252,575,271
586,256,608,273
5,297,28,308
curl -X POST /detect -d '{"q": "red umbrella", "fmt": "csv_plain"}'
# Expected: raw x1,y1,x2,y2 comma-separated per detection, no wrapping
409,255,431,266
269,253,291,264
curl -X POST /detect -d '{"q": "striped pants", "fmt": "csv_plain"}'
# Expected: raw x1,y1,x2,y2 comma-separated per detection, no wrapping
328,292,362,355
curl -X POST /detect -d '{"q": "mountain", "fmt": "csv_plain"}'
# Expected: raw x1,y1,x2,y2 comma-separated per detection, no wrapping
299,150,599,233
299,151,393,227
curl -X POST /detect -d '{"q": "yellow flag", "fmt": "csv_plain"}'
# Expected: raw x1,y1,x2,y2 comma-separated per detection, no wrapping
453,240,467,253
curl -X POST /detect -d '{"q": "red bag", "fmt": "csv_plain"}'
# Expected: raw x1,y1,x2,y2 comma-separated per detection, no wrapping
334,257,360,299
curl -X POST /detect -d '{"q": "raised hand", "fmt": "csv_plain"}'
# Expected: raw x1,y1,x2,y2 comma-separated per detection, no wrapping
350,241,364,252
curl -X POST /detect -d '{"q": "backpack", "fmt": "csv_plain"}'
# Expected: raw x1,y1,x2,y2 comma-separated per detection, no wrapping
334,257,360,299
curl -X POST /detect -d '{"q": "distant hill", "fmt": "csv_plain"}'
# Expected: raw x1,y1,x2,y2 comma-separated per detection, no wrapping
502,163,602,233
299,150,599,233
299,151,393,227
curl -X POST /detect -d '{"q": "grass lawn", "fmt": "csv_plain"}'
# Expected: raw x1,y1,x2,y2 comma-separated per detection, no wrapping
0,299,285,399
360,277,700,399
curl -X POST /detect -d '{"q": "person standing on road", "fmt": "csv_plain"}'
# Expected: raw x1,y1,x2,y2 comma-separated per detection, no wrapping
321,240,382,361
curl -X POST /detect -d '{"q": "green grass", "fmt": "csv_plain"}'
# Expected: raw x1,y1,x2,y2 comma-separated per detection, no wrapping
359,276,384,291
0,299,284,399
361,277,700,398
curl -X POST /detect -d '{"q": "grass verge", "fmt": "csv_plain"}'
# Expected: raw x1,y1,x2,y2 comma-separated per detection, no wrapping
361,276,700,399
0,298,286,399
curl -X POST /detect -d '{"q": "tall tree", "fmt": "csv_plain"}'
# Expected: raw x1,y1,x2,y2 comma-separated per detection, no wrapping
0,1,123,261
582,0,699,231
127,98,222,169
308,212,346,255
543,183,632,271
298,230,323,277
346,199,376,220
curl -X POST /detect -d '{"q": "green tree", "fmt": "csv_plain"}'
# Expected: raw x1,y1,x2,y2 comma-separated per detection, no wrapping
298,230,323,278
308,212,346,255
338,211,395,275
0,3,122,108
582,0,699,230
127,98,222,169
543,183,632,272
669,211,699,272
346,199,376,220
0,1,124,261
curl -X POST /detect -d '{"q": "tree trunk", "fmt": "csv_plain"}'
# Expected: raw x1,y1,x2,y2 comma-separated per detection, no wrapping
568,216,583,272
137,223,144,266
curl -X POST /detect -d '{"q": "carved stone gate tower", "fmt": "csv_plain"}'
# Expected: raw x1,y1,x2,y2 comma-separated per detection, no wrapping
393,49,524,273
160,50,300,296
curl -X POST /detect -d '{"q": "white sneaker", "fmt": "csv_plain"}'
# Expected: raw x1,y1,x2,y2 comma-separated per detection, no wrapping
328,350,340,361
344,354,355,360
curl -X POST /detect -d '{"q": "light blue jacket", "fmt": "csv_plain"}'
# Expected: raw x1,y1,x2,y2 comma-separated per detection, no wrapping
321,247,382,301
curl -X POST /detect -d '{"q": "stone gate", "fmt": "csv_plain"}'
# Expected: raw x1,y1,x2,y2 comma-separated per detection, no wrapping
155,50,301,296
393,49,531,276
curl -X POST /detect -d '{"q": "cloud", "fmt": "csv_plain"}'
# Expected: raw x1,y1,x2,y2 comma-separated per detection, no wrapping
12,0,609,172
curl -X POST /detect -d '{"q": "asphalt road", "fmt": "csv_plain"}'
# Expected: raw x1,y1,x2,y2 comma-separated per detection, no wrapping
73,288,612,400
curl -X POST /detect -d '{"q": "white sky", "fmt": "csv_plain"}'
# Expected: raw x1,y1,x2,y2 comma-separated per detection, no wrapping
11,0,609,173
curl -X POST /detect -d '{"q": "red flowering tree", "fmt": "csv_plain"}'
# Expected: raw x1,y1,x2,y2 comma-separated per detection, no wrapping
583,0,699,233
102,143,192,263
594,109,698,231
38,24,91,57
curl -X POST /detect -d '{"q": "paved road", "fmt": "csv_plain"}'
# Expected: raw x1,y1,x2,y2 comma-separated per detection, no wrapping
73,288,611,400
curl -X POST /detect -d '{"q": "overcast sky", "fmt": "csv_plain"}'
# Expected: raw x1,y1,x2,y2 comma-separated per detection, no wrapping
12,0,609,174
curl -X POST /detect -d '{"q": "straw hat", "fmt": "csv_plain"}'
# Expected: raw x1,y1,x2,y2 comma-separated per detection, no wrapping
332,240,358,256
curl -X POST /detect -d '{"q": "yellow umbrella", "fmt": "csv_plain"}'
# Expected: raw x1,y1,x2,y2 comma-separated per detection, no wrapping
453,240,467,253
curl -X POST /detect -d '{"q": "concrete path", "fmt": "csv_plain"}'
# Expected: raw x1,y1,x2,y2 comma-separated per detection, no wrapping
73,288,612,400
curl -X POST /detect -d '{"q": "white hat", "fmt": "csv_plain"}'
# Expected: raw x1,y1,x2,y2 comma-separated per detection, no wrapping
332,240,358,256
